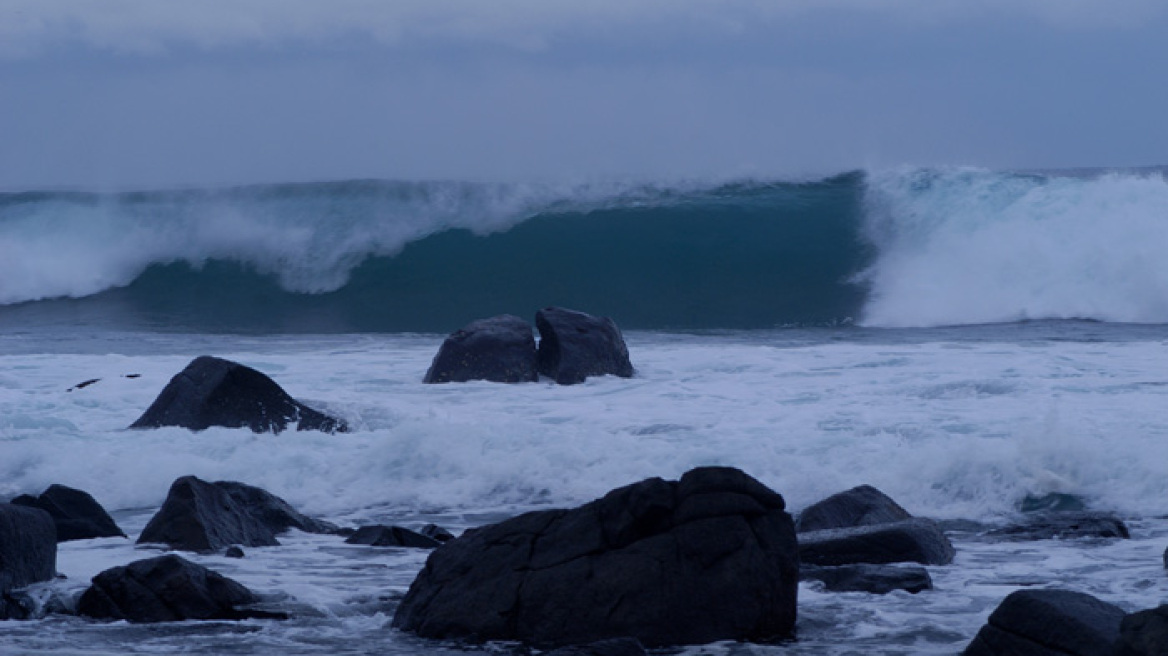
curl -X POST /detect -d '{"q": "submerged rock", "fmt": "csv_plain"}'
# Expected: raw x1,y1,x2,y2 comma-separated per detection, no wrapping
345,525,441,549
0,504,57,620
535,307,634,385
543,637,647,656
424,315,538,383
129,355,346,434
78,554,284,623
986,512,1130,541
798,517,955,566
138,477,335,552
795,484,912,533
962,589,1124,656
800,563,932,594
393,466,798,648
11,484,126,542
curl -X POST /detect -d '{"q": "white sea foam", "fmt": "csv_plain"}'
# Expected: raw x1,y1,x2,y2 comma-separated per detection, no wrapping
860,167,1168,327
3,329,1168,521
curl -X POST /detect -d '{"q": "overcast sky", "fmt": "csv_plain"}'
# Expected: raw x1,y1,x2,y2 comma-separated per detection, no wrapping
1,0,1166,189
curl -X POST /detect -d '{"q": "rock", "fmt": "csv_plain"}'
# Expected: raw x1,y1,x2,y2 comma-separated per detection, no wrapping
962,589,1124,656
795,484,912,532
11,484,126,542
393,466,798,648
224,546,245,559
138,477,338,552
0,504,57,595
345,525,441,549
420,524,456,542
77,554,285,622
138,476,280,552
798,518,955,566
986,512,1130,541
213,480,340,535
129,355,346,434
800,563,932,594
543,637,647,656
1115,605,1168,656
1019,493,1087,513
424,315,538,383
535,307,634,385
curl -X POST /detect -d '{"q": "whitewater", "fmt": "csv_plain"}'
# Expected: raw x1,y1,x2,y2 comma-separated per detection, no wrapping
3,166,1168,654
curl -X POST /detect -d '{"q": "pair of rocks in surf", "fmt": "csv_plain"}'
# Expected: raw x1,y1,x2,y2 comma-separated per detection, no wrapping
423,306,634,385
124,306,631,436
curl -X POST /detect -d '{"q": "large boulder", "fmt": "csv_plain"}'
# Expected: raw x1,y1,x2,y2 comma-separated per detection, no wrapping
424,315,538,383
0,504,57,619
11,484,126,542
798,518,955,566
962,589,1124,656
393,466,798,648
77,554,283,622
535,307,634,385
129,355,346,433
1115,605,1168,656
543,638,647,656
138,477,338,552
795,484,912,533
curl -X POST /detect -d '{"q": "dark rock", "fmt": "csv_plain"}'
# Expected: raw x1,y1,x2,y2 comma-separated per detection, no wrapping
77,554,285,623
800,563,932,594
224,546,245,559
420,524,455,542
393,466,797,648
0,504,57,594
138,477,338,552
11,484,126,542
798,517,955,566
543,637,647,656
129,355,346,434
1019,493,1087,513
1116,605,1168,656
424,315,538,384
962,589,1124,656
345,525,441,549
795,484,913,533
213,480,339,535
535,307,634,385
986,512,1130,541
138,476,280,552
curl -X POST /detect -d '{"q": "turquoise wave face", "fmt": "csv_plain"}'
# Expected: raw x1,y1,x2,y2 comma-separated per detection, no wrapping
0,173,872,332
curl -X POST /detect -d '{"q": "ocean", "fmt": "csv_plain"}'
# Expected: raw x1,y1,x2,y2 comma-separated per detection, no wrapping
2,166,1168,654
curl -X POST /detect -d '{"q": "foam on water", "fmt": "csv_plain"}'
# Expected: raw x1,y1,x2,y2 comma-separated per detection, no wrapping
860,167,1168,327
4,325,1168,653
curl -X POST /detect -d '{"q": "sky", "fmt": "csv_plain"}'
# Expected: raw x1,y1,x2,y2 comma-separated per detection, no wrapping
1,0,1167,189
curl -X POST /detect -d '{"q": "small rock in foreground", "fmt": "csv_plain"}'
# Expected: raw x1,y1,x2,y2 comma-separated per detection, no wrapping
11,484,126,542
78,554,286,623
